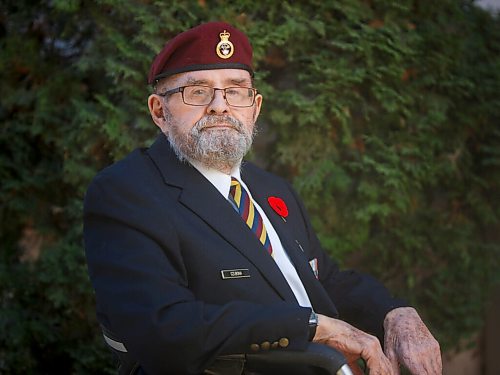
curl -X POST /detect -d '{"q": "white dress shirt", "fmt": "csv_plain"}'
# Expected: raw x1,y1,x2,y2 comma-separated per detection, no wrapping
190,160,312,307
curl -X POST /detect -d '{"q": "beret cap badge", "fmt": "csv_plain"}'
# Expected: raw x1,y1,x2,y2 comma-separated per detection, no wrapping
216,30,234,59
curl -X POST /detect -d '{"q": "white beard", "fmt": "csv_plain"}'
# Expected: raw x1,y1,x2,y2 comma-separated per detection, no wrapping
165,112,256,172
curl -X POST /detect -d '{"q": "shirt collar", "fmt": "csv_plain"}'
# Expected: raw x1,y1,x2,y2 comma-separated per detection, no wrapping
190,160,242,198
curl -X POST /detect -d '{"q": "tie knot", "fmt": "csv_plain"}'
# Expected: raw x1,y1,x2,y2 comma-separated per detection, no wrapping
229,177,241,198
230,176,240,186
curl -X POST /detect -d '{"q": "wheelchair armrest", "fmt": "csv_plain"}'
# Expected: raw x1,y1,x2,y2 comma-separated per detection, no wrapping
216,343,353,375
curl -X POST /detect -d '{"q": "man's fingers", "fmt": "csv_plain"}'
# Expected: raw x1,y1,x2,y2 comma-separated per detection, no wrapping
422,343,442,375
317,315,398,375
361,335,396,375
347,361,364,375
364,354,394,375
433,351,443,374
403,347,442,375
384,332,401,375
385,347,401,375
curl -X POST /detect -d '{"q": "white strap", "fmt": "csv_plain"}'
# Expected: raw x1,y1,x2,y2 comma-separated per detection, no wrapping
103,333,128,353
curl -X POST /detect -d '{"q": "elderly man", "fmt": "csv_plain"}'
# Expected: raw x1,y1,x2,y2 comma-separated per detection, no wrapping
84,22,441,374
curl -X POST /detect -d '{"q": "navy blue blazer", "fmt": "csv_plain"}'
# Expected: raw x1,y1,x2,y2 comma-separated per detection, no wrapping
84,134,405,374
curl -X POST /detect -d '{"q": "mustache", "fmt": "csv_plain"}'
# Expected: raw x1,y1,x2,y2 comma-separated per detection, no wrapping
194,115,243,132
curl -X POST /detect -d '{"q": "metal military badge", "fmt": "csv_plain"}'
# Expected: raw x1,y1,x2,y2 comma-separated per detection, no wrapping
216,30,234,59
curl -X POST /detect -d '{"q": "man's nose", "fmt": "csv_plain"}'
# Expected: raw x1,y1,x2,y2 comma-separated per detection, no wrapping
206,89,229,114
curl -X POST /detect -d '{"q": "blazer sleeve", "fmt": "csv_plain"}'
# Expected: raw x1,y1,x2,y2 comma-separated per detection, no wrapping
287,183,407,341
84,174,311,375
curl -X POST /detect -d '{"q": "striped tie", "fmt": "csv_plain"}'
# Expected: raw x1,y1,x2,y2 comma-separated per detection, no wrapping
229,177,273,256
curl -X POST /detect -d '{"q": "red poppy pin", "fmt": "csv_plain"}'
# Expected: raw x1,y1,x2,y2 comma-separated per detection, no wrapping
268,196,288,222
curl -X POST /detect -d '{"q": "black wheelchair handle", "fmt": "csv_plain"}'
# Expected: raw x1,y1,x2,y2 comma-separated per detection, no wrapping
245,342,354,375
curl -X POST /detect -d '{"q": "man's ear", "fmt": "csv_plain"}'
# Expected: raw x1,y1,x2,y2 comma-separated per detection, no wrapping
253,93,263,122
148,94,168,132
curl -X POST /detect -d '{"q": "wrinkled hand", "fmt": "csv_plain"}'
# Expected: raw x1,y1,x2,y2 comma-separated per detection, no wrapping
313,314,396,375
384,307,442,375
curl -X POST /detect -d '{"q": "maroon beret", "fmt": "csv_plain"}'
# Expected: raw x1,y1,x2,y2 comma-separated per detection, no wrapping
148,22,253,84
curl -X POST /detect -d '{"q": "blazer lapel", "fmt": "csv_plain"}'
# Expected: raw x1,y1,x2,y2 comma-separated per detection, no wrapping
146,135,298,303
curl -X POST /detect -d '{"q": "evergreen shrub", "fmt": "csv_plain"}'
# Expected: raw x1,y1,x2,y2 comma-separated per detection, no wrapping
1,0,499,372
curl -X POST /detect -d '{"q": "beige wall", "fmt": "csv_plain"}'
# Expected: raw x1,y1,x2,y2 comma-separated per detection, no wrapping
442,286,500,375
484,286,500,375
443,342,481,375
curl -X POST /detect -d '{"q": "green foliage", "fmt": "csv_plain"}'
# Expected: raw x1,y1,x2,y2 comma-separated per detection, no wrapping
1,0,499,372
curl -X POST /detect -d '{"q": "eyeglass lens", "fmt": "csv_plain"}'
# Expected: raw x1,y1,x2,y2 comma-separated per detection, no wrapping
183,86,255,107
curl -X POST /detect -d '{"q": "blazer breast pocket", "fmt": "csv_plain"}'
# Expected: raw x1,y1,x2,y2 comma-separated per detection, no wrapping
308,258,319,279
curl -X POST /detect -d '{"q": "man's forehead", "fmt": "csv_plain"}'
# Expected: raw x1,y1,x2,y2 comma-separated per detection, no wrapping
171,69,252,86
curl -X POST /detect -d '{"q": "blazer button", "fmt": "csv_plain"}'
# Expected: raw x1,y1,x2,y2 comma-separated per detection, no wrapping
271,341,279,349
278,338,289,348
250,343,260,352
261,341,271,350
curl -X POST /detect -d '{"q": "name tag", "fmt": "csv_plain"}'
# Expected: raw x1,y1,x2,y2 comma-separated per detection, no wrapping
221,269,251,279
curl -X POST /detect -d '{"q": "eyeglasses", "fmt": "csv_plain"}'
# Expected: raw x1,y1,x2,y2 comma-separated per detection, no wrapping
158,85,258,107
